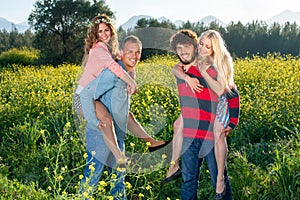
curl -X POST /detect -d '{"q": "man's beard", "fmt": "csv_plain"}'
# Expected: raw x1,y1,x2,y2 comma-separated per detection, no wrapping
177,53,196,65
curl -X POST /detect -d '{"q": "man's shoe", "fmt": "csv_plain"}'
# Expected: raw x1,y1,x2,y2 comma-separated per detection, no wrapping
148,140,172,152
161,168,181,184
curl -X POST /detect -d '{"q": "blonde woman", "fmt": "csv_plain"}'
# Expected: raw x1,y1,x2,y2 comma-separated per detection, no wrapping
198,30,240,200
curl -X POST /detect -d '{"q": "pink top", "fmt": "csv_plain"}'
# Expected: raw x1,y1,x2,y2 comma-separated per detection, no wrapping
78,42,126,88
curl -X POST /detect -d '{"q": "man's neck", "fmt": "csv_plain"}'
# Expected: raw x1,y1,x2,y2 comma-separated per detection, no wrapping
183,59,198,71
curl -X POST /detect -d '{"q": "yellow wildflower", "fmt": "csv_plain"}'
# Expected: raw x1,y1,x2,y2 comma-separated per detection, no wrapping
57,175,64,181
99,180,107,187
82,192,89,198
83,153,88,159
111,173,117,179
89,165,95,172
146,142,151,146
117,167,126,172
138,193,144,197
125,181,132,189
130,142,135,147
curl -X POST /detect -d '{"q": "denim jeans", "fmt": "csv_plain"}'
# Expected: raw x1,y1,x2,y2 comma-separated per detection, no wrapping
80,127,127,200
181,137,232,200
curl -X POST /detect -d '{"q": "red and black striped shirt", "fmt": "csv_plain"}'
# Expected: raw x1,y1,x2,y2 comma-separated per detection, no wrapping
176,65,240,140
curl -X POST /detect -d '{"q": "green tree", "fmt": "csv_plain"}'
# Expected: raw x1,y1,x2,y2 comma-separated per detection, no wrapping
281,22,300,55
0,30,10,52
0,29,34,54
225,21,247,57
267,22,283,54
117,26,127,46
28,0,114,65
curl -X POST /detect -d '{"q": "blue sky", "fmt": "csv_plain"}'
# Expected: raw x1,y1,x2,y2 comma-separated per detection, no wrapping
1,0,300,26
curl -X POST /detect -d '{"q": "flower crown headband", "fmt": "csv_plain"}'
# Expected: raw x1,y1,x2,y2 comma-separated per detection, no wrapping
94,17,111,25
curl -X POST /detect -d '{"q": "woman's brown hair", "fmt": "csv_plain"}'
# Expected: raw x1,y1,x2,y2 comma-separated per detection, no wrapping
82,14,119,66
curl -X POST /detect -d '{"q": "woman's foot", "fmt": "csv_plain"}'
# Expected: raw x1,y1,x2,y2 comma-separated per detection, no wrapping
166,162,179,178
150,140,166,147
215,177,226,199
216,177,225,193
161,161,181,184
215,186,226,200
148,140,172,152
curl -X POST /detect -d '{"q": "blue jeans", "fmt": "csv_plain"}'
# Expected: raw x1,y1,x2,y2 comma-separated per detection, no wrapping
181,137,232,200
80,127,127,200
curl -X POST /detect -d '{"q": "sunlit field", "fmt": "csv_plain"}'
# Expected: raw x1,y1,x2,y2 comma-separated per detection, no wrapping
0,54,299,199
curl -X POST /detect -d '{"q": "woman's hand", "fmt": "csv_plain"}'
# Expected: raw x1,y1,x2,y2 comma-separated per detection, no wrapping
185,76,203,93
221,126,232,137
177,62,203,93
198,61,211,74
127,84,137,94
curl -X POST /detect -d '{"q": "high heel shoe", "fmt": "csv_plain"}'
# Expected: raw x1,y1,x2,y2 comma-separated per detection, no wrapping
148,140,172,152
161,168,181,184
215,183,226,200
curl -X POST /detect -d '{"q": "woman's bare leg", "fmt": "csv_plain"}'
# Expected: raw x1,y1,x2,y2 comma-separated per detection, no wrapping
166,114,183,178
214,119,228,193
127,112,165,147
94,101,127,164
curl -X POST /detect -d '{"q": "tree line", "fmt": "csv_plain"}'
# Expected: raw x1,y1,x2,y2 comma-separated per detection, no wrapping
0,0,299,66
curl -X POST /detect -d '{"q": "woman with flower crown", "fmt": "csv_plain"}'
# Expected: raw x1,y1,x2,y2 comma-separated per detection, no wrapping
74,14,167,162
75,14,169,197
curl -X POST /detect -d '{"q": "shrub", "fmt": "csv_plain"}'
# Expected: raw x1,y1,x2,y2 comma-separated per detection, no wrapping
0,174,49,199
0,47,39,68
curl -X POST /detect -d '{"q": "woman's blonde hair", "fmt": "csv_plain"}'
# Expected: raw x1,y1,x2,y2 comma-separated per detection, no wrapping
199,30,234,92
82,14,119,66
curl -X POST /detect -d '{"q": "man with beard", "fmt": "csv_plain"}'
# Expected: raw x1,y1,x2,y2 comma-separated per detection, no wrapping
164,29,233,200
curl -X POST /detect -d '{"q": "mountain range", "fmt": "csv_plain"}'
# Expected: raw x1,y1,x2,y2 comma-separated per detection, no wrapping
121,10,300,30
0,17,30,32
1,10,300,32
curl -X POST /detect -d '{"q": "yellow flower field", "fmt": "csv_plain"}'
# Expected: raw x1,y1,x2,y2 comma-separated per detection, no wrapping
0,54,299,199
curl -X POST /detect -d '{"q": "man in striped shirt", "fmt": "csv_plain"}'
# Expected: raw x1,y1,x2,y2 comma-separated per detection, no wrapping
170,29,239,200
